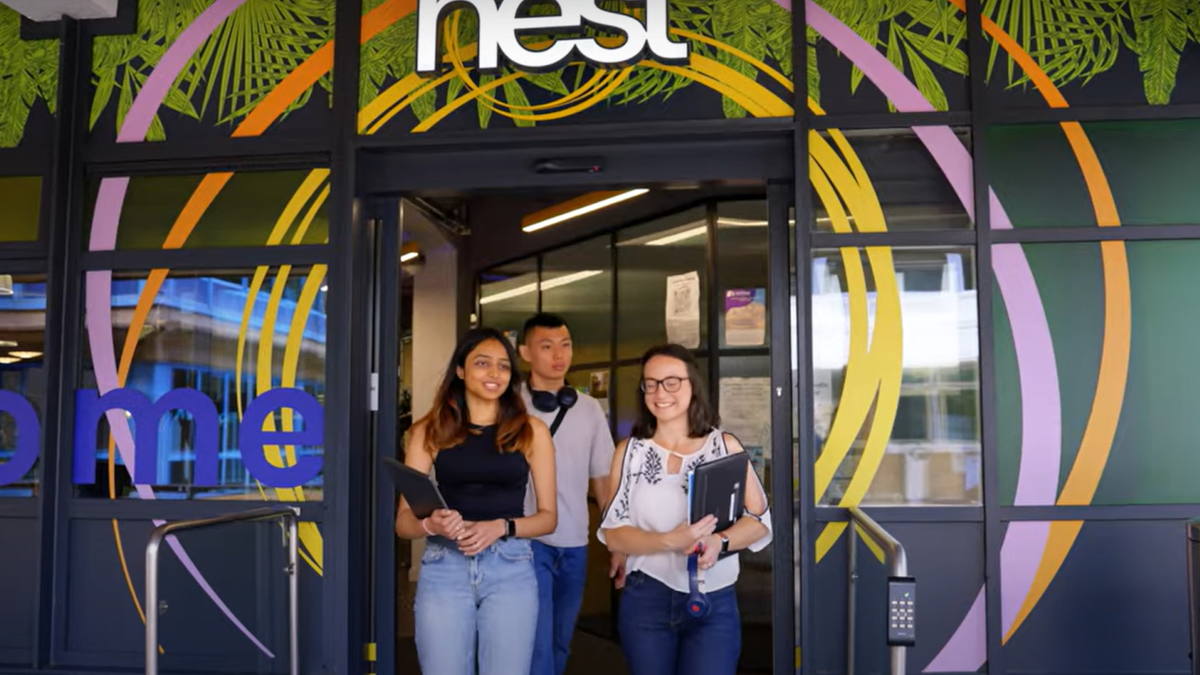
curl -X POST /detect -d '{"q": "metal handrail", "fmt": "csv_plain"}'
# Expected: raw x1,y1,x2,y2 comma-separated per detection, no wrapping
1187,518,1200,675
847,506,909,675
145,506,301,675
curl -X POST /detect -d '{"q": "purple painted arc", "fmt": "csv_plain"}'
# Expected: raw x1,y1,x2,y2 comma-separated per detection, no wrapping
117,0,248,143
803,2,1063,670
85,0,271,658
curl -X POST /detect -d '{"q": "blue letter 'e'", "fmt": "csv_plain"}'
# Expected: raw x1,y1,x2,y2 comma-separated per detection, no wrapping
0,391,40,486
240,388,324,488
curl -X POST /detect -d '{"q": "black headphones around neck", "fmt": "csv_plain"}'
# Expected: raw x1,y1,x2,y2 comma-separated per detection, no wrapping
530,386,578,414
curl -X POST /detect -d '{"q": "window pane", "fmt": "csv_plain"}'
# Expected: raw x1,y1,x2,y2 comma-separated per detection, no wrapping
995,241,1200,506
84,170,331,250
718,201,770,348
814,247,981,506
478,258,538,344
0,275,46,497
989,119,1200,228
0,177,42,243
542,236,612,366
617,207,708,360
811,128,972,232
78,268,327,500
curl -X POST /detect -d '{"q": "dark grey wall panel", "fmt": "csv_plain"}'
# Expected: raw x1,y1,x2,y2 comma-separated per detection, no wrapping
1003,519,1189,675
0,517,37,661
811,520,986,675
62,518,323,673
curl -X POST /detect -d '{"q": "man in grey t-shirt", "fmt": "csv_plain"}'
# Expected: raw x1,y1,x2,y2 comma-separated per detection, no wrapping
519,313,619,675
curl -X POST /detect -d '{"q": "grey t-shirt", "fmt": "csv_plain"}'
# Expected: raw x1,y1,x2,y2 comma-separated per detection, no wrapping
522,387,615,548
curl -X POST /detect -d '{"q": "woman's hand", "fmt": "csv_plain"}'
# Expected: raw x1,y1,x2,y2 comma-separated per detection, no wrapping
425,509,465,540
457,519,505,556
695,534,722,570
663,514,717,553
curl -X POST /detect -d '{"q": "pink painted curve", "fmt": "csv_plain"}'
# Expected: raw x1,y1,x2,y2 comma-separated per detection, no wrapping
803,2,1063,670
86,0,272,658
118,0,246,143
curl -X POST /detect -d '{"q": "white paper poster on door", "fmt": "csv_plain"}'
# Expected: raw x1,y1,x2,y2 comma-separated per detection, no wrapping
665,271,701,348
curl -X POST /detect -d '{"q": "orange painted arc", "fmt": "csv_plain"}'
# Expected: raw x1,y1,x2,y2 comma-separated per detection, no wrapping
940,0,1130,643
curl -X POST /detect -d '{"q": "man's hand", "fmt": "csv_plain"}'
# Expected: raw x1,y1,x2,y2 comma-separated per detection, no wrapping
609,552,628,589
457,520,505,557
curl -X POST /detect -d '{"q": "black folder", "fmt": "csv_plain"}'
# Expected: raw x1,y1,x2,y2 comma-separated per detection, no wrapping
687,452,750,533
381,456,448,520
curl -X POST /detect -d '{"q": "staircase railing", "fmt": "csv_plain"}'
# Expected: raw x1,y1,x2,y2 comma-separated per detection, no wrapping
145,506,301,675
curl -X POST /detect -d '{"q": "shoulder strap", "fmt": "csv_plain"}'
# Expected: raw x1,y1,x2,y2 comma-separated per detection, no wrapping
549,406,570,437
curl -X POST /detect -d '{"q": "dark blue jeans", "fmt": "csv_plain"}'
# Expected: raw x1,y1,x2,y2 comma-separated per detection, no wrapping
530,541,590,675
617,571,742,675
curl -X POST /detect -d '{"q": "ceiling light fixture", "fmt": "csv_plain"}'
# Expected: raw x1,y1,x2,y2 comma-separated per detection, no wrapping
400,251,419,263
522,189,649,233
0,357,18,365
9,351,41,359
0,275,12,297
0,340,15,347
480,270,603,305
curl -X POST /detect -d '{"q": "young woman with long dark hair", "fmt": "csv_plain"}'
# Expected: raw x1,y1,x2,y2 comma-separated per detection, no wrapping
395,327,557,674
599,344,772,675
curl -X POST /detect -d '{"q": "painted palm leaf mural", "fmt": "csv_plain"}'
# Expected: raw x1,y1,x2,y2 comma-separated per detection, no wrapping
0,6,58,149
811,0,1200,109
90,0,332,141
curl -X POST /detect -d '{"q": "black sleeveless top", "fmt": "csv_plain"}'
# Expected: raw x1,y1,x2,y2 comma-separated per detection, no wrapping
434,425,529,522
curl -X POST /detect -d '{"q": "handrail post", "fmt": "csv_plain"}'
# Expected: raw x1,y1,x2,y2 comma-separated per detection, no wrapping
847,520,858,675
145,506,302,675
848,507,909,675
288,510,300,675
1188,518,1200,675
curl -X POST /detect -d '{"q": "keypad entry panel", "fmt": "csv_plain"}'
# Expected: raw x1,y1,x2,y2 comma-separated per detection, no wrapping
887,576,916,646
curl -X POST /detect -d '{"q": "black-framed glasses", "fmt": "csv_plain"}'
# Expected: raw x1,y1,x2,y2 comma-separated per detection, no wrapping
640,377,688,394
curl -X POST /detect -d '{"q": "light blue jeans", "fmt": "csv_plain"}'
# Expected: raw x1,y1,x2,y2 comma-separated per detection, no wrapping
414,535,539,675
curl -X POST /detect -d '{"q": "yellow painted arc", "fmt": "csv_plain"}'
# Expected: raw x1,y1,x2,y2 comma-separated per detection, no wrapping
236,170,330,428
808,133,886,501
834,246,903,509
280,263,329,571
671,28,794,93
364,71,458,135
808,157,874,500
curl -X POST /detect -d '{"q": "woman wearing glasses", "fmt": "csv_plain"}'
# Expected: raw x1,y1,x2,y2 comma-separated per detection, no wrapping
598,344,772,675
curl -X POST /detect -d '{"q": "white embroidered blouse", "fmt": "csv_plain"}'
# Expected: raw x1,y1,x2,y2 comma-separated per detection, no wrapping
597,429,773,594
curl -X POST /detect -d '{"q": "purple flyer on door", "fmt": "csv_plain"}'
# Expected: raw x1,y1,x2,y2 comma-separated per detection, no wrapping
724,288,766,346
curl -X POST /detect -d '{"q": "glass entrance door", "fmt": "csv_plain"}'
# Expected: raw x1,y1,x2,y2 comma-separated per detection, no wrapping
371,175,798,674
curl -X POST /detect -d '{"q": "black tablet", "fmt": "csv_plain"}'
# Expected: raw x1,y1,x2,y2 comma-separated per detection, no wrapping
381,456,448,520
687,452,750,533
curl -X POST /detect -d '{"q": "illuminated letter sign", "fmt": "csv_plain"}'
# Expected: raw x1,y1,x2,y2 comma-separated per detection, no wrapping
415,0,690,75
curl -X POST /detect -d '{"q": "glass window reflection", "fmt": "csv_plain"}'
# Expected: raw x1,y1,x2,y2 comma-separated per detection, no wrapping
479,258,538,343
813,247,981,506
0,275,46,497
541,237,612,367
78,269,327,500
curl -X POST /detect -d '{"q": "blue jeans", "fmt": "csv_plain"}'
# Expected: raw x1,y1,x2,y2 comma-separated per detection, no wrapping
617,572,742,675
530,541,589,675
414,536,539,675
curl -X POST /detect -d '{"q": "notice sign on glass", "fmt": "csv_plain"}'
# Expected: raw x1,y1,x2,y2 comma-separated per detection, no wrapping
724,288,766,347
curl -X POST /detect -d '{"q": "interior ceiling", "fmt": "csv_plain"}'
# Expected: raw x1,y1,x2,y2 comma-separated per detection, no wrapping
411,128,965,236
